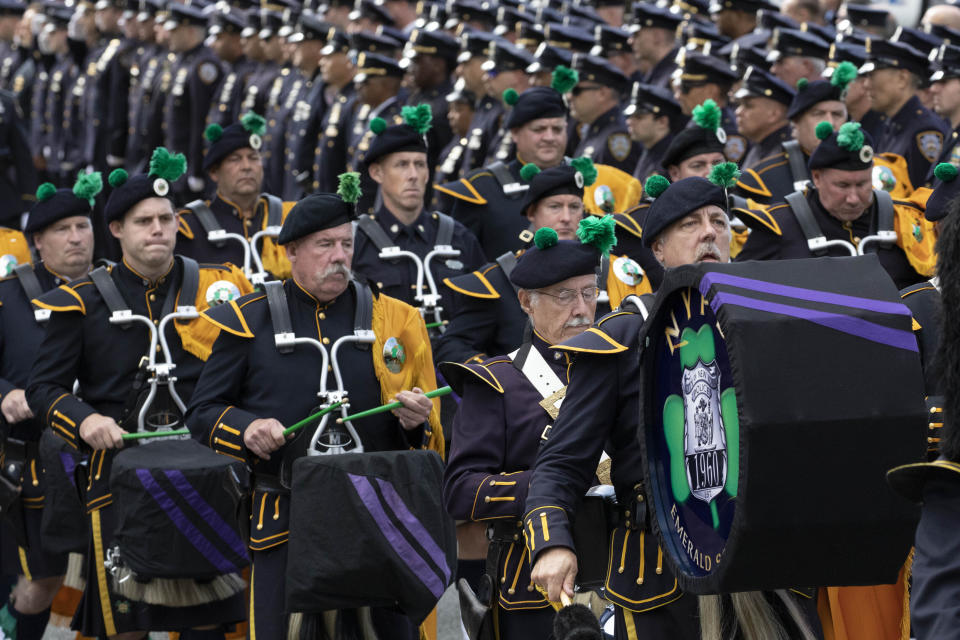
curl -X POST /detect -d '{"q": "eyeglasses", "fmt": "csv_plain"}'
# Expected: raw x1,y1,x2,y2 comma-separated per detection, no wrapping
571,84,604,97
535,287,599,306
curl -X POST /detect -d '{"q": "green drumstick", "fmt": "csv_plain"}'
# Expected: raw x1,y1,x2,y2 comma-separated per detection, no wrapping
121,429,190,441
336,386,451,423
281,401,346,437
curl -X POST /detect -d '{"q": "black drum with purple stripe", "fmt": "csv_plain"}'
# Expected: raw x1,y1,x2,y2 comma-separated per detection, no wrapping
639,255,927,594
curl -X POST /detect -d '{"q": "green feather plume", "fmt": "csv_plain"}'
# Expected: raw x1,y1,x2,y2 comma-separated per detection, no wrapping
644,174,670,199
708,162,740,189
503,88,519,106
72,171,103,205
36,182,56,203
337,171,362,204
370,117,387,135
569,156,598,187
815,121,834,141
692,99,722,133
241,111,266,136
148,147,187,182
401,103,433,135
534,226,558,250
204,123,223,143
108,168,128,188
577,214,617,257
831,61,858,90
520,163,541,182
551,65,579,94
796,78,808,91
935,162,959,183
836,121,864,152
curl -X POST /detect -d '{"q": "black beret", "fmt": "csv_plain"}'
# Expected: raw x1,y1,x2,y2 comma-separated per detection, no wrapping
860,38,931,78
733,66,796,107
660,126,725,169
807,121,875,172
787,78,847,120
25,185,95,235
571,52,628,93
203,113,266,172
277,193,355,245
104,148,186,224
509,235,600,289
931,44,960,83
518,164,585,215
766,28,830,62
504,86,568,130
926,163,960,221
642,177,727,247
363,106,430,167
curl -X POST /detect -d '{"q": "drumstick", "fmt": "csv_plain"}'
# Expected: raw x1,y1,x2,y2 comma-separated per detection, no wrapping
121,429,190,440
335,386,452,423
424,321,448,329
281,400,346,437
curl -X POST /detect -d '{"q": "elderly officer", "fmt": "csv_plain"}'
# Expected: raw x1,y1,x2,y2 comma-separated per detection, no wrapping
0,177,96,640
441,217,613,638
186,180,444,639
352,104,485,329
176,112,291,279
737,122,926,289
26,148,251,638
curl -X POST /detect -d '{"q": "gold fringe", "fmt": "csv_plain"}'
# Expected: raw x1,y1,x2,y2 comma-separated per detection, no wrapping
176,264,255,361
901,547,914,640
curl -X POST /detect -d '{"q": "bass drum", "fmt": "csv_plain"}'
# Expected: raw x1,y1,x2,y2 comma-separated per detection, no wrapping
639,255,926,594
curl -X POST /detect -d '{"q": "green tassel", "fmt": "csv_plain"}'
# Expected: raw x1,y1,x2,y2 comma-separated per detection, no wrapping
520,163,541,182
796,78,808,91
836,121,864,152
644,174,670,199
369,117,387,135
935,162,958,182
831,61,858,90
36,182,57,203
576,214,617,257
551,65,579,94
204,123,223,143
337,171,362,204
569,156,598,187
149,147,187,182
815,121,834,141
108,168,129,188
708,162,741,189
503,88,519,106
72,170,103,205
241,111,266,136
692,99,721,132
533,226,558,249
401,103,433,135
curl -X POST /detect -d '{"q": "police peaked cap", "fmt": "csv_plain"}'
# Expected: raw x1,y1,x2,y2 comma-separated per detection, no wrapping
163,2,206,29
518,165,584,215
630,3,682,32
288,12,328,43
526,44,573,75
349,29,402,56
709,0,776,14
844,3,889,29
804,22,837,43
277,193,355,245
572,53,628,93
824,41,867,77
207,8,246,36
481,40,533,73
807,123,875,172
624,82,686,129
504,86,568,130
509,237,601,289
543,23,594,53
729,44,773,74
927,23,960,47
674,53,738,86
203,116,265,172
405,28,459,66
642,177,728,247
860,39,931,78
591,24,631,56
457,30,494,63
766,28,830,62
353,51,404,83
892,26,941,57
931,44,960,83
0,0,26,15
320,27,351,55
44,3,73,27
734,66,796,107
25,187,94,235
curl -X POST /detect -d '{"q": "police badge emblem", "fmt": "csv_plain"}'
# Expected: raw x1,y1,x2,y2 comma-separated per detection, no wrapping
612,256,644,286
205,280,241,306
607,134,631,162
723,136,746,163
0,255,17,277
917,131,943,164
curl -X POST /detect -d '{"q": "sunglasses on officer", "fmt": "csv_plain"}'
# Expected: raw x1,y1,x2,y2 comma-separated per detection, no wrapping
571,84,604,97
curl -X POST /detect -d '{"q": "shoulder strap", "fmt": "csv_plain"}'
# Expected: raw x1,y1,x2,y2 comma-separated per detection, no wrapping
782,140,810,190
14,264,49,324
784,191,826,251
262,193,283,227
264,280,294,354
598,254,610,304
176,256,200,311
356,215,397,252
434,211,455,247
89,266,129,314
495,251,519,294
874,189,894,233
488,161,527,197
185,200,225,247
350,279,373,336
619,293,654,320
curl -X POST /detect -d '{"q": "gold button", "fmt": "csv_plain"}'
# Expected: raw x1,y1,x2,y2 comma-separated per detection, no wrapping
636,578,644,585
501,577,506,583
637,495,644,502
156,345,161,352
625,510,631,518
377,282,383,288
513,534,519,541
507,588,515,595
319,312,326,320
153,319,159,325
149,293,156,301
484,496,491,503
527,584,534,591
322,337,330,345
489,480,496,486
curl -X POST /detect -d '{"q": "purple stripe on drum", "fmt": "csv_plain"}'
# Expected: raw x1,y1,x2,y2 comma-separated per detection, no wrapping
59,453,77,487
135,468,239,575
375,477,451,584
163,469,247,560
347,473,446,599
709,292,918,352
699,272,911,316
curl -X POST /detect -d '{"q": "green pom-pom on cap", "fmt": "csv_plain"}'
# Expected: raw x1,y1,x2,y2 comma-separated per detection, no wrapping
935,162,958,183
503,88,519,106
520,163,541,182
576,214,617,257
644,174,670,199
836,121,864,152
204,123,223,143
36,182,56,203
108,168,128,188
148,147,187,183
796,78,808,91
692,99,722,133
815,121,834,141
831,61,858,89
72,170,103,205
241,111,266,136
369,117,387,135
337,171,362,205
401,103,433,135
569,156,598,187
533,226,558,250
551,65,579,94
708,161,741,189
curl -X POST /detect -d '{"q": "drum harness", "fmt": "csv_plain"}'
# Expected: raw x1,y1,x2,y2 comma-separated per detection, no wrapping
784,188,897,257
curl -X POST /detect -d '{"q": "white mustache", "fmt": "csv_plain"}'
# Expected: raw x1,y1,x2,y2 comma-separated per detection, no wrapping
321,263,352,279
564,316,592,329
696,243,722,261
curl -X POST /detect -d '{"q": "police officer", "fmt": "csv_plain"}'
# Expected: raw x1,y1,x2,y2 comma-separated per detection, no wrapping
734,66,796,171
402,28,457,172
205,7,257,128
477,40,533,167
625,82,687,183
0,177,96,640
239,7,283,118
33,4,75,186
593,24,638,80
737,121,926,289
125,0,170,173
711,0,776,39
186,185,442,639
352,107,485,328
861,38,948,190
26,148,251,638
431,80,475,195
0,0,28,92
451,31,493,177
568,53,640,174
0,88,36,228
928,44,960,179
441,217,609,639
628,4,682,89
767,27,830,89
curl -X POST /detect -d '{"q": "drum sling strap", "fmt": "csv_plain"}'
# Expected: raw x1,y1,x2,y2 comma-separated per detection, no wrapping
14,263,49,325
355,211,456,252
263,279,373,356
494,252,519,295
782,140,810,191
186,194,283,248
785,189,894,255
487,161,527,197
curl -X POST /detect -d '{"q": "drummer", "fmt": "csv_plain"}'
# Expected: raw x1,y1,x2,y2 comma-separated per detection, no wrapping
185,178,443,638
26,149,252,639
440,214,613,638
